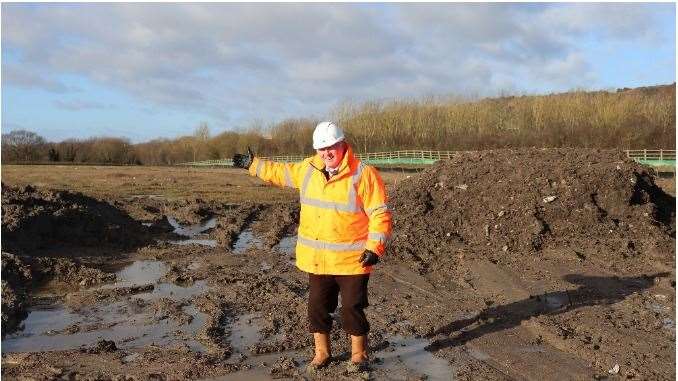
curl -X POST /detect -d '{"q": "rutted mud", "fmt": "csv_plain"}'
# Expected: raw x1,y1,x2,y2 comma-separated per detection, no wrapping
3,259,209,353
2,148,675,380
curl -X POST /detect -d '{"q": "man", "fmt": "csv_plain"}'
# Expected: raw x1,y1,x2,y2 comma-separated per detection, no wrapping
232,121,392,372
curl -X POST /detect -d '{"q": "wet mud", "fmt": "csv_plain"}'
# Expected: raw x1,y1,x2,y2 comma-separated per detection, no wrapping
2,148,675,380
2,183,152,255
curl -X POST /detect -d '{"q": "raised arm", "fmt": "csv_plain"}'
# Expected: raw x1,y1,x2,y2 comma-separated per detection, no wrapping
248,157,307,189
232,148,308,189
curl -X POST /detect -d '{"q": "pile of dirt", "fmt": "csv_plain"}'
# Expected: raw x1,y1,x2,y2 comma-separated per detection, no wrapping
1,253,32,335
388,148,675,274
1,183,151,254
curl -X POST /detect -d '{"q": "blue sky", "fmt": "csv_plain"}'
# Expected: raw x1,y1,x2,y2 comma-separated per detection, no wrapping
2,3,675,143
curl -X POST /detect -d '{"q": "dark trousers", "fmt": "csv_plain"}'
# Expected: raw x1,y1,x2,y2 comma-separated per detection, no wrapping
308,273,370,336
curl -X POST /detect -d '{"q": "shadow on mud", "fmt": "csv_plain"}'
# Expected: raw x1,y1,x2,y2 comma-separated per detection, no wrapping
2,184,153,256
426,272,670,351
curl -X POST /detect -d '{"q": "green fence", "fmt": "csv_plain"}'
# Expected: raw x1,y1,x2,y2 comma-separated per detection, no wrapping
178,149,676,170
634,159,675,167
625,149,675,174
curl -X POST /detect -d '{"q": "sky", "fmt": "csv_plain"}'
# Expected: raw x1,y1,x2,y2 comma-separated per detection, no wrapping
1,3,676,144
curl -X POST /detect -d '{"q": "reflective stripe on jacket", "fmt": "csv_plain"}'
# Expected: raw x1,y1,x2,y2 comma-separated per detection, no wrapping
248,145,392,275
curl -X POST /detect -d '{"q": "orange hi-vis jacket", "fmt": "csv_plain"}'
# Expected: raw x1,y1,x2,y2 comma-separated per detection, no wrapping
248,145,392,275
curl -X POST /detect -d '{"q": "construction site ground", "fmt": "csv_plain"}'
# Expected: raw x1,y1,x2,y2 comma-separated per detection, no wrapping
1,148,675,380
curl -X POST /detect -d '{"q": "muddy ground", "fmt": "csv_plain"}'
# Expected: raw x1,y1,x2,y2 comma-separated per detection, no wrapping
1,149,675,380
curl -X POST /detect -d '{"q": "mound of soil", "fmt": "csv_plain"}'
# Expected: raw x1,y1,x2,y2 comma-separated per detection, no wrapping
2,183,151,254
1,253,32,335
389,148,675,274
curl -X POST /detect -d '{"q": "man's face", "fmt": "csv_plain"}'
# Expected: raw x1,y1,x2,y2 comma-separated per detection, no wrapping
316,141,346,169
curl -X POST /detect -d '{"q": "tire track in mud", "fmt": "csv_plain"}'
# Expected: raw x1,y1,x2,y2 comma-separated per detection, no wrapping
208,203,266,249
249,202,299,249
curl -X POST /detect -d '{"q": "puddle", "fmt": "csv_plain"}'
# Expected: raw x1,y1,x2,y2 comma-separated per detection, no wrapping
375,335,455,381
2,260,209,353
233,228,264,254
229,313,262,355
101,260,167,288
273,235,297,265
2,303,207,353
99,261,207,299
165,216,218,247
206,314,304,381
543,294,569,310
167,216,217,237
273,235,297,255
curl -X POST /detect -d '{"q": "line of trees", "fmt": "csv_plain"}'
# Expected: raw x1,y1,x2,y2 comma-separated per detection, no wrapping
1,132,139,164
2,84,674,165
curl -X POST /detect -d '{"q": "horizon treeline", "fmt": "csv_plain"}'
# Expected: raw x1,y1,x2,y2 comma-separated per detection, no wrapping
2,84,675,165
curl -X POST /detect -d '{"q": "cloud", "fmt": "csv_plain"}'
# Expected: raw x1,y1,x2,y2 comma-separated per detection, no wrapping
1,3,673,130
2,64,72,93
538,52,594,88
53,99,110,111
539,3,662,40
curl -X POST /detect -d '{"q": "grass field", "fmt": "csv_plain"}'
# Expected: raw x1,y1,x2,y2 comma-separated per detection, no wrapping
0,165,416,203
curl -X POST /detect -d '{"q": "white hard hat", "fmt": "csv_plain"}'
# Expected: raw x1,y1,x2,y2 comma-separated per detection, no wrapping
312,121,345,150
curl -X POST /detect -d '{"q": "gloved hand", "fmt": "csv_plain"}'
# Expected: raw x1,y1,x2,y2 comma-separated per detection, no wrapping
359,249,379,267
233,147,254,169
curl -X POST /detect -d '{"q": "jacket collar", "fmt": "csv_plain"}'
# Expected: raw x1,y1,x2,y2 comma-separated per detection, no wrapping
311,144,356,179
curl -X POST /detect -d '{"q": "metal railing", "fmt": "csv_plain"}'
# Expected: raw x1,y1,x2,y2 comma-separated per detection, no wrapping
624,149,675,161
178,149,676,168
178,159,234,166
355,150,457,161
256,150,458,163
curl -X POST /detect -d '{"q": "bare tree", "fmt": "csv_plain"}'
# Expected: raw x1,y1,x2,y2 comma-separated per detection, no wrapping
58,139,80,162
1,130,47,162
192,122,210,161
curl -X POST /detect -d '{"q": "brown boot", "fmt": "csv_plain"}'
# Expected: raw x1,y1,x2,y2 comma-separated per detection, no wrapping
347,334,370,372
307,332,331,372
